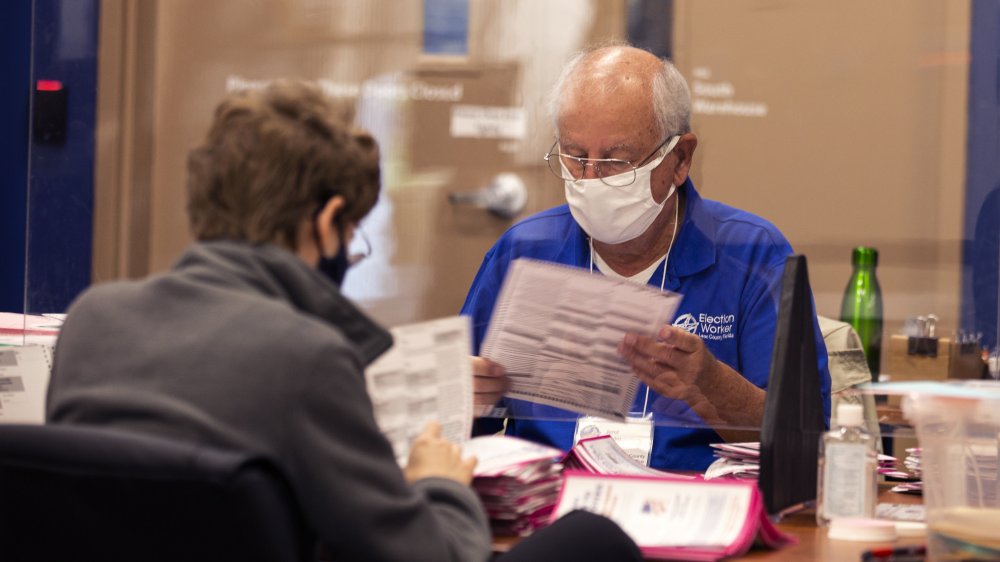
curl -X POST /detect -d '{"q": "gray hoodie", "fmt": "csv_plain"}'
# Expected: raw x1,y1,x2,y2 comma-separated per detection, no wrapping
47,241,491,562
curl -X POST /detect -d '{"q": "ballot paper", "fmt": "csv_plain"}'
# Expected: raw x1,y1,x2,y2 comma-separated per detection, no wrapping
463,435,564,536
481,258,682,419
563,435,694,479
463,434,564,477
365,316,474,465
552,472,795,561
0,345,54,424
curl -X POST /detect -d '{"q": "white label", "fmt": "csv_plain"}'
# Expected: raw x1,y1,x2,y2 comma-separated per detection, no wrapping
574,415,654,466
450,105,526,139
822,442,868,518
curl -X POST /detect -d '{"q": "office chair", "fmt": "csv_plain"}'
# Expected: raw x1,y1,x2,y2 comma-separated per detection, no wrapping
0,423,317,562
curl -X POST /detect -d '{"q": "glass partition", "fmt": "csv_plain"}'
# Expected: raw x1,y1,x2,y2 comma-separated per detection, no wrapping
21,0,999,459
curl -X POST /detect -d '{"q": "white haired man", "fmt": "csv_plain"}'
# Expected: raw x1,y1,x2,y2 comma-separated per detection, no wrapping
466,44,831,470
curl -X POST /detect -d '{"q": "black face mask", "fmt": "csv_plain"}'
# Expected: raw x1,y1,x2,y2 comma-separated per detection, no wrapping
314,220,350,287
317,239,350,287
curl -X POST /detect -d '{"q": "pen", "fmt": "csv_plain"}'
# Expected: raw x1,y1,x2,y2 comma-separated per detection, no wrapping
860,545,926,562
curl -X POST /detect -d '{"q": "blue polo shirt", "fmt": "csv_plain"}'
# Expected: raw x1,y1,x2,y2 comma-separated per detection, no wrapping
461,179,831,470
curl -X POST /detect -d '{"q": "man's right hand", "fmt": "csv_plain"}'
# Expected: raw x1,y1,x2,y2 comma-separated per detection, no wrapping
472,356,508,414
404,421,477,486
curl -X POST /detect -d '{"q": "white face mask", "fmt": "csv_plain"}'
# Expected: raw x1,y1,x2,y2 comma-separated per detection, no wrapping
564,136,680,244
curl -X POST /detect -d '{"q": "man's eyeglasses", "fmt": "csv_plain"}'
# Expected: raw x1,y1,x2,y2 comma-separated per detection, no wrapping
347,227,371,267
543,136,677,188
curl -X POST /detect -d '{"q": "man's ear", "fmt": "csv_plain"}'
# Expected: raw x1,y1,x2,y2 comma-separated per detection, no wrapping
315,195,346,258
672,133,698,186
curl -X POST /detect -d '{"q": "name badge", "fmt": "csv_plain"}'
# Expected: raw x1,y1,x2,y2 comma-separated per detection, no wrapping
573,414,654,466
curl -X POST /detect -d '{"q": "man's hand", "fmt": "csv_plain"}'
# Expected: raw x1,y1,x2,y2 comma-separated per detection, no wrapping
617,325,723,422
472,357,508,412
617,325,765,439
404,421,477,486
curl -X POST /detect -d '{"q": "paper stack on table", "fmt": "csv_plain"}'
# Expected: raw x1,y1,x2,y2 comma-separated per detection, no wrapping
0,313,63,346
563,435,693,479
877,453,913,480
703,442,759,480
891,448,923,495
462,435,564,537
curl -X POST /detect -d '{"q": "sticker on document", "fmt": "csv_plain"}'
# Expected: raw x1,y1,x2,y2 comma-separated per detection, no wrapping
574,414,654,466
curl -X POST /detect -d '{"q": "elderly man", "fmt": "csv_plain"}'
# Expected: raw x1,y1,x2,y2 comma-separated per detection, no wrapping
465,44,831,470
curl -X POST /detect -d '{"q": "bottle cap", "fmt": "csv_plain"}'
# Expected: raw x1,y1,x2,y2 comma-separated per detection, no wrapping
852,246,878,267
836,403,864,427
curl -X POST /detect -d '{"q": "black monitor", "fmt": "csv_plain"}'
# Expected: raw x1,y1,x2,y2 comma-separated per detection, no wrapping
759,255,826,516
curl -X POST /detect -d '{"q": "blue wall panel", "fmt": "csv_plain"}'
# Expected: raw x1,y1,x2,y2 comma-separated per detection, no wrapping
24,0,99,313
962,0,1000,351
0,0,32,313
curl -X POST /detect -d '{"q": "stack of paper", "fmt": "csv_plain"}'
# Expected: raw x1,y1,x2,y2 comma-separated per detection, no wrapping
552,472,795,561
892,448,923,495
703,442,759,480
563,435,693,479
462,435,564,536
878,453,914,480
902,447,921,478
0,313,62,346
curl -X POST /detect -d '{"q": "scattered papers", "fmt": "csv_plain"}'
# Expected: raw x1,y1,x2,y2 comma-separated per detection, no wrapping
482,259,682,419
878,449,924,495
365,316,474,464
552,472,795,561
0,313,62,346
878,452,917,481
876,502,926,522
463,435,564,536
563,435,693,479
0,345,53,424
704,442,759,480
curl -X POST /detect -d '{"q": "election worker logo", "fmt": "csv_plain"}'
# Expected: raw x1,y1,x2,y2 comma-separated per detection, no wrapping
673,313,699,334
673,312,736,341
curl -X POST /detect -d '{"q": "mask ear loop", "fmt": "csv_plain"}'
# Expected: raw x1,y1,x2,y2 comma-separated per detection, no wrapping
589,187,681,418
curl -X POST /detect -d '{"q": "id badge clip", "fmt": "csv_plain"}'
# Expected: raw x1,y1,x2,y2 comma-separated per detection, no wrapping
573,413,654,466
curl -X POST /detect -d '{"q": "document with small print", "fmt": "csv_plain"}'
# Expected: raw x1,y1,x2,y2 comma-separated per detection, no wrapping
0,345,54,424
481,258,682,419
552,472,795,560
365,316,474,465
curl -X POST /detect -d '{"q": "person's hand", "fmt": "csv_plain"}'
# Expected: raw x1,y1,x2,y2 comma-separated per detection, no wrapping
617,325,723,421
404,421,477,486
472,356,508,412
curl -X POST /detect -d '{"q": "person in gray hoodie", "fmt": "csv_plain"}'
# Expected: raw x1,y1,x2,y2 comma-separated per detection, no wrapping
46,81,640,562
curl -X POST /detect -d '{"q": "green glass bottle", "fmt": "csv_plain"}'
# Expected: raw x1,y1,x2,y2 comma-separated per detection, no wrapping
840,247,883,376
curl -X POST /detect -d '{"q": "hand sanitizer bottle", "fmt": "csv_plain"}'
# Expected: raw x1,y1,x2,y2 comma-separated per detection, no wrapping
816,403,878,527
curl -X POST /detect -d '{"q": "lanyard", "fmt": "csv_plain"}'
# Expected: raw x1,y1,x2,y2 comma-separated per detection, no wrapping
588,196,680,417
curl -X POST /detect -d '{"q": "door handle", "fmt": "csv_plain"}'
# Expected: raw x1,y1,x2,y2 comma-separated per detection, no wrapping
448,173,527,219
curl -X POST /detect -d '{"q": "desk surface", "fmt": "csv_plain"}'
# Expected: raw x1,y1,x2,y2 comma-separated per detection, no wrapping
493,486,923,561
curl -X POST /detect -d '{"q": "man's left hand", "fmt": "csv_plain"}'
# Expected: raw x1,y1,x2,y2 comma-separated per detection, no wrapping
617,325,723,422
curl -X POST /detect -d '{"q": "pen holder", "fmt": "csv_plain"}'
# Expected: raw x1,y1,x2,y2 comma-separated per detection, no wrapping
885,335,983,392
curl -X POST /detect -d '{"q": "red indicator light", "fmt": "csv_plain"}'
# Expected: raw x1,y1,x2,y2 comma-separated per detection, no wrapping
36,80,63,92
